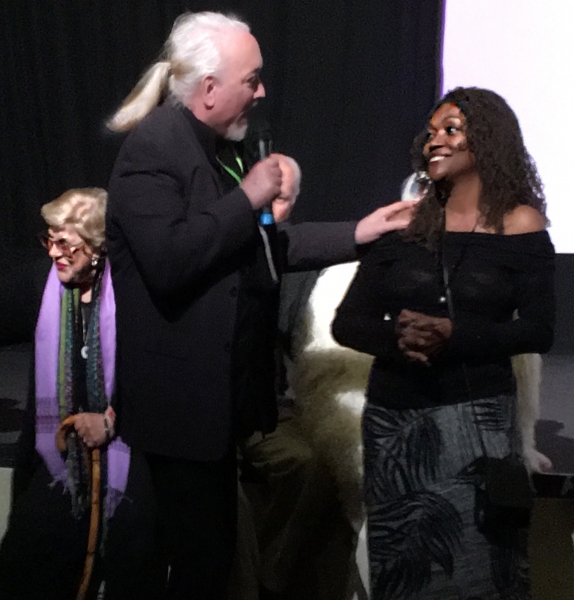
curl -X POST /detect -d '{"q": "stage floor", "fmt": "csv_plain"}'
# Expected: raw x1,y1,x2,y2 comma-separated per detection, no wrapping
0,344,574,473
2,344,574,470
535,355,574,473
1,346,574,598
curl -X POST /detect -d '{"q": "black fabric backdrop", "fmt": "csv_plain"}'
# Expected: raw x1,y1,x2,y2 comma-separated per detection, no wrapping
0,0,443,344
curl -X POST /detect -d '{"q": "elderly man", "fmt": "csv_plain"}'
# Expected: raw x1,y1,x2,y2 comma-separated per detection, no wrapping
106,11,414,600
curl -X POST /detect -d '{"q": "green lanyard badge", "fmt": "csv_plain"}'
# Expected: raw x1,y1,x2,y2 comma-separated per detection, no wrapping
216,149,244,185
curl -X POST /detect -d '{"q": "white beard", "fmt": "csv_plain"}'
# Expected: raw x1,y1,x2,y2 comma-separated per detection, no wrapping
224,121,248,142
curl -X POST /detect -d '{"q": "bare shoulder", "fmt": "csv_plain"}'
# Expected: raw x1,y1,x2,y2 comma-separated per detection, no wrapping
504,205,546,234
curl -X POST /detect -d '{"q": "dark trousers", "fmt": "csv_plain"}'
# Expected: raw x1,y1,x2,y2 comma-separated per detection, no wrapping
0,451,157,600
145,447,238,600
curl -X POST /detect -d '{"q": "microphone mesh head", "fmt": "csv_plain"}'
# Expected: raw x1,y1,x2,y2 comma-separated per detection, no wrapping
248,107,272,141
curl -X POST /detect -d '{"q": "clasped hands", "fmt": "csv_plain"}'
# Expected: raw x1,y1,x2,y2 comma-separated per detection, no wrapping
396,309,453,363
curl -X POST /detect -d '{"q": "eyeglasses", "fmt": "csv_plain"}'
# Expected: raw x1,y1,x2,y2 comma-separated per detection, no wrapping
38,233,86,257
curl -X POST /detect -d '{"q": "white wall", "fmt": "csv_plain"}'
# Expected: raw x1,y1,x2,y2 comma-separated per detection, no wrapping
442,0,574,253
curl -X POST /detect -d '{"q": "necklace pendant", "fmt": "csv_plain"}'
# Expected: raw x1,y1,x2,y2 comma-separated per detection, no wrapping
81,345,89,360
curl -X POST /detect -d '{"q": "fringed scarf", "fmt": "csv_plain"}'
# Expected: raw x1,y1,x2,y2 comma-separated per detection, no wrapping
35,261,130,523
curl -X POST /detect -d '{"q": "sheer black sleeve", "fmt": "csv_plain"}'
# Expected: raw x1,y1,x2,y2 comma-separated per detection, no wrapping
331,236,399,358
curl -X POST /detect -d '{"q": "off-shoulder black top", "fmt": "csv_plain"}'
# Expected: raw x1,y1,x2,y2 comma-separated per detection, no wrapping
331,230,555,408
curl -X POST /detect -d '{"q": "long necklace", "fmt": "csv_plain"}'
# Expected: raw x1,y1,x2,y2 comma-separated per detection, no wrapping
470,212,481,233
80,303,89,360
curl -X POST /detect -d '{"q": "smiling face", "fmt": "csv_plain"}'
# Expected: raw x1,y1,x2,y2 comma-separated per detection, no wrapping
44,225,95,286
423,103,476,182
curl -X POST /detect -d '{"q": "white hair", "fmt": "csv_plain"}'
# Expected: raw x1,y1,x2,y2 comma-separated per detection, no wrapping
108,12,249,132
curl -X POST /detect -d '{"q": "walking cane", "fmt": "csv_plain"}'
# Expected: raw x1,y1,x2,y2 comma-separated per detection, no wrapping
56,416,102,600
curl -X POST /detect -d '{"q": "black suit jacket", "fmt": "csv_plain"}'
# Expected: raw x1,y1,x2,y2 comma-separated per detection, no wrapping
106,101,359,461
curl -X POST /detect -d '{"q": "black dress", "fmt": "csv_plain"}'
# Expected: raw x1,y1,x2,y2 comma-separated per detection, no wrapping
332,230,555,600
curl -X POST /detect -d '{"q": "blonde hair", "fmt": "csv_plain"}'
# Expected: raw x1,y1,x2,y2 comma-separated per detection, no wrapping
107,11,249,132
41,188,107,251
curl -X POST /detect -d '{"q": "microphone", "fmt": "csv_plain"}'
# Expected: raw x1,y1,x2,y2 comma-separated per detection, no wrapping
249,114,278,280
257,127,272,160
253,118,275,225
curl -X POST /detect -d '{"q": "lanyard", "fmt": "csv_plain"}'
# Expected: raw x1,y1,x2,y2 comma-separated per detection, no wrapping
216,146,278,276
216,149,244,184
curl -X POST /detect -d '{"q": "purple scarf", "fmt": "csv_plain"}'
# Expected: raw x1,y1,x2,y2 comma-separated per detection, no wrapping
35,261,130,518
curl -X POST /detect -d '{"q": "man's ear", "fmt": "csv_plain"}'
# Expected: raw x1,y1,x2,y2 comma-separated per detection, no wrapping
200,75,217,109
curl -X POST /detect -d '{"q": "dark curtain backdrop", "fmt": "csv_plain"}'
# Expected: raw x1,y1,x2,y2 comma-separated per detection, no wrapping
0,0,443,343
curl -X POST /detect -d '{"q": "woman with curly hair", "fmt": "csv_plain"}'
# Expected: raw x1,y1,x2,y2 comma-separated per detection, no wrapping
332,87,555,599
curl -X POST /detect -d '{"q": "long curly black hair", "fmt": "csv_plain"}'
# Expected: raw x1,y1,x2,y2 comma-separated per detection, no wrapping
404,87,547,246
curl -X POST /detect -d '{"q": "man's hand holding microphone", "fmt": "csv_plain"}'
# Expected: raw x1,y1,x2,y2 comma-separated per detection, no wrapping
240,155,283,211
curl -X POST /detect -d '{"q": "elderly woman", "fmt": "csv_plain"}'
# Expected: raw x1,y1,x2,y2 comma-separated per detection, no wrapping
333,88,555,599
0,188,156,600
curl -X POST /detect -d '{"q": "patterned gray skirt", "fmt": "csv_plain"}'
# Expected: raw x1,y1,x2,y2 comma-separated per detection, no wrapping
363,396,530,600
